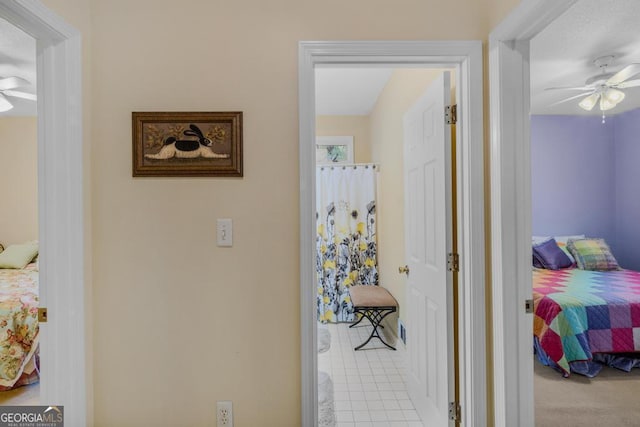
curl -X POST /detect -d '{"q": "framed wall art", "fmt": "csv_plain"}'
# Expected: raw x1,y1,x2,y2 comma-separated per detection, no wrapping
132,111,243,177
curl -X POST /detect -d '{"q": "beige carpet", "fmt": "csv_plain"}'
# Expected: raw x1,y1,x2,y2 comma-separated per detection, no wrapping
535,358,640,426
0,382,39,406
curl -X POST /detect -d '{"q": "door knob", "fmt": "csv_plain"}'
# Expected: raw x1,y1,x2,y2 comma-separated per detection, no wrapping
399,265,410,275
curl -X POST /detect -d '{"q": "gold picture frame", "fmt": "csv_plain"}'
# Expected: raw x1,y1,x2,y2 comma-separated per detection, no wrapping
132,111,243,177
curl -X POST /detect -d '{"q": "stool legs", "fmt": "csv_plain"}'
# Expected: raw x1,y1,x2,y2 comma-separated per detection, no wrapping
350,307,396,351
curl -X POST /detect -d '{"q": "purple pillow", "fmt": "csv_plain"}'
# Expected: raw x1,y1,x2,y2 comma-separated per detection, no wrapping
532,254,544,269
533,238,573,270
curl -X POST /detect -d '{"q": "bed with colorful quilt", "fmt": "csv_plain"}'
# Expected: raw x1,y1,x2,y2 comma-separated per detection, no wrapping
0,242,40,391
532,236,640,377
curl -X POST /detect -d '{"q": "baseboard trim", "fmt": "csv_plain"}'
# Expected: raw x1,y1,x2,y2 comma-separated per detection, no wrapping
381,315,403,350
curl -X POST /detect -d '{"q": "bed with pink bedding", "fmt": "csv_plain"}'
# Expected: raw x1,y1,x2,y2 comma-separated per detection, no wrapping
533,267,640,376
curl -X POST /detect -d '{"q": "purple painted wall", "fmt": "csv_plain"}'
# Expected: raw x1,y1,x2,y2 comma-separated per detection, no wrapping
613,109,640,271
531,115,615,246
531,111,640,270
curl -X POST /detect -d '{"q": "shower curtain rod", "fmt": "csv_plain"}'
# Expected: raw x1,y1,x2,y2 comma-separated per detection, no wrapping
317,163,379,171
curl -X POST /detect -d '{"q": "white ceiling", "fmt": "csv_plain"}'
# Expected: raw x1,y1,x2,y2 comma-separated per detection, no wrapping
531,0,640,115
0,17,36,117
315,67,394,116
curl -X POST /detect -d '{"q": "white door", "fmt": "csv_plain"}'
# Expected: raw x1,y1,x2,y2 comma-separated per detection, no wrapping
403,72,454,425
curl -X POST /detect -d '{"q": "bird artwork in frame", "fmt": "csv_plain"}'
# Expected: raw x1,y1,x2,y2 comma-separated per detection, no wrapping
132,111,243,177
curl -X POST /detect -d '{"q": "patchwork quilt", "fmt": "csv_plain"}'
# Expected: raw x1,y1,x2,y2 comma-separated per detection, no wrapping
0,265,39,389
533,268,640,375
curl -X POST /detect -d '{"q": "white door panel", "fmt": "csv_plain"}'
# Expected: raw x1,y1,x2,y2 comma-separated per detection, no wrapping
403,71,453,426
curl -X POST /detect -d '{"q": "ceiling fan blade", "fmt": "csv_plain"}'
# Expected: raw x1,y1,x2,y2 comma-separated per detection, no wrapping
2,90,37,101
617,79,640,89
0,76,30,91
0,93,14,112
606,63,640,86
578,92,600,111
544,86,593,91
548,91,594,107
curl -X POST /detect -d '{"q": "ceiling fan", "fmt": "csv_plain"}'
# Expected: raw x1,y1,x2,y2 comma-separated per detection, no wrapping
546,55,640,112
0,76,37,113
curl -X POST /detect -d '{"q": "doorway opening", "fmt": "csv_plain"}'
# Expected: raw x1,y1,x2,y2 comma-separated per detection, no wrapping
299,41,485,427
0,2,86,424
314,66,454,426
0,15,40,405
491,1,640,425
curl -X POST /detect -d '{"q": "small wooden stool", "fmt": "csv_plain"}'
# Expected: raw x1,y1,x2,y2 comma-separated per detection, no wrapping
349,285,398,350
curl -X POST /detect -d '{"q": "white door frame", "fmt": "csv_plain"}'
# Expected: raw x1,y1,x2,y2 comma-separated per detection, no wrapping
489,1,578,426
0,1,87,425
299,41,485,427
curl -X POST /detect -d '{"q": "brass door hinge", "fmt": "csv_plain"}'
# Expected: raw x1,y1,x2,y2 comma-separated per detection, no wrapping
449,400,461,423
445,104,457,125
38,307,48,323
447,252,459,272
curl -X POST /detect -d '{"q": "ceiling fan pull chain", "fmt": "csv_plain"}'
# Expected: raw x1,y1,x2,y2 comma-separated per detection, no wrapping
602,112,606,124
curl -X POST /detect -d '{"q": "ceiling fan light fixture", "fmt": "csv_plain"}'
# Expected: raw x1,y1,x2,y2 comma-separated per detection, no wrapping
578,92,599,111
0,93,14,113
549,57,639,114
603,88,625,105
599,96,617,111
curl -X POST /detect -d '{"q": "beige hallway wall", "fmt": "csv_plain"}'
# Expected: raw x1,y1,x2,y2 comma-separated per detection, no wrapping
82,2,488,425
316,115,371,163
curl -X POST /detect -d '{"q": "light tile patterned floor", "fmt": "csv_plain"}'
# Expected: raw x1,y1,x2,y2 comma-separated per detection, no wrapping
319,322,424,427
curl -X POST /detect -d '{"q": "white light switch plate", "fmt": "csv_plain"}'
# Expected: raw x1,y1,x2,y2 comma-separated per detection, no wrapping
217,219,233,247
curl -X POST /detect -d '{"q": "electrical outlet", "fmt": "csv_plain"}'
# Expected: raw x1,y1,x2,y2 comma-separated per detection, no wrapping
217,401,233,427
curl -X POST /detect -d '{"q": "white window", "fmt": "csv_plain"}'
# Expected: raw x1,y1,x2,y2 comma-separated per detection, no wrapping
316,136,354,164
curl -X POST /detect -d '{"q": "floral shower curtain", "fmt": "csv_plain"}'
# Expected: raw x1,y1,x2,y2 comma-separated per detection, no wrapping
316,165,378,323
